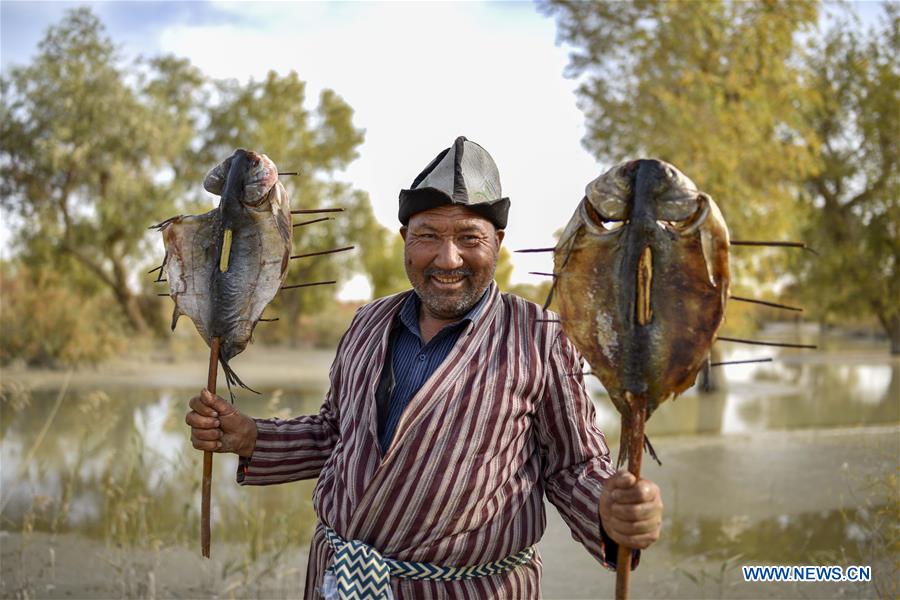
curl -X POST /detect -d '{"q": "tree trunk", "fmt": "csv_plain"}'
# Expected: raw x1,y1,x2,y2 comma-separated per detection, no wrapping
111,257,149,334
889,316,900,356
874,308,900,356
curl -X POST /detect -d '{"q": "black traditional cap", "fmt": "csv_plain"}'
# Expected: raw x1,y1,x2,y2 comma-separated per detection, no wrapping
399,136,510,229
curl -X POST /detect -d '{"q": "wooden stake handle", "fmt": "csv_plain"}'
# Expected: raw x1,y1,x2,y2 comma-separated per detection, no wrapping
202,337,221,558
615,394,647,600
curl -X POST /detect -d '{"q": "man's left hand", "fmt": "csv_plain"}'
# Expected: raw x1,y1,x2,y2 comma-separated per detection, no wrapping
599,470,663,550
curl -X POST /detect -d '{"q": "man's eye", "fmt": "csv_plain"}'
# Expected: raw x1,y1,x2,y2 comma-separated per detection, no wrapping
418,233,438,240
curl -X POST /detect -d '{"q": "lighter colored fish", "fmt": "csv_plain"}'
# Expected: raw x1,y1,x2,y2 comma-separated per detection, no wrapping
155,150,292,392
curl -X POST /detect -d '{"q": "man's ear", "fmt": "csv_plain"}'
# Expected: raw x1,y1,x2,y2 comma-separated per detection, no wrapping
400,226,408,242
495,229,505,247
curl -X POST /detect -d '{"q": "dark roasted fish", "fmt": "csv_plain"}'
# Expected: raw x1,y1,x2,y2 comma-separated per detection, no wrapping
553,159,730,464
155,149,292,393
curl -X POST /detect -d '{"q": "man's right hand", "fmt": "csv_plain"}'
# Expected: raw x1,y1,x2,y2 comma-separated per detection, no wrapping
185,389,257,457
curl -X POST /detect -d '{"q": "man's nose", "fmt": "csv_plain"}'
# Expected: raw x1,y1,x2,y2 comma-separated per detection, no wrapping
434,239,464,270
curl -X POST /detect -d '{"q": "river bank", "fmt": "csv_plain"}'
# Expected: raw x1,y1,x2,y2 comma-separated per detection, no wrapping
2,425,896,599
2,339,897,598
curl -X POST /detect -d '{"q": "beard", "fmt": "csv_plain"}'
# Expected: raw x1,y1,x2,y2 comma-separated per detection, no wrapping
406,262,496,320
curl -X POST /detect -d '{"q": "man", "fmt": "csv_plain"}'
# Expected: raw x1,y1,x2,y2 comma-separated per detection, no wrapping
186,137,663,599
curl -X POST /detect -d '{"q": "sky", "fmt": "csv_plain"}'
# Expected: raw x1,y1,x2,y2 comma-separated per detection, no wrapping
0,1,886,299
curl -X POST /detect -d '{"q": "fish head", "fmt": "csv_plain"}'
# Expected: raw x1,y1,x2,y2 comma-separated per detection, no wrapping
203,150,280,218
584,159,706,233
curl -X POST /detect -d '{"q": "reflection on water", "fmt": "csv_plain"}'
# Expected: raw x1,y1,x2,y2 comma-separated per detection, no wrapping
589,345,899,441
664,505,888,564
0,335,898,596
0,385,326,548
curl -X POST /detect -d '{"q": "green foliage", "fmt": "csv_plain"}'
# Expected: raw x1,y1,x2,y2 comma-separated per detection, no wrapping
796,6,900,353
542,0,819,242
0,261,125,366
495,246,513,290
1,7,405,360
357,220,409,299
0,8,206,334
543,0,899,351
541,0,821,306
506,281,553,307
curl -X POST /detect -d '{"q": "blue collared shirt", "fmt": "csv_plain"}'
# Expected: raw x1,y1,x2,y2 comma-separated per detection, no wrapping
377,289,489,452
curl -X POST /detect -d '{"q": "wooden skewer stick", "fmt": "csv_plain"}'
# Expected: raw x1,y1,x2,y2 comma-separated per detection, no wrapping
290,208,344,214
729,240,805,248
529,271,557,277
202,337,220,558
290,246,354,260
293,217,332,228
514,247,556,253
615,393,647,600
730,295,803,312
278,171,300,176
281,280,337,290
710,358,773,367
717,336,817,349
729,240,818,255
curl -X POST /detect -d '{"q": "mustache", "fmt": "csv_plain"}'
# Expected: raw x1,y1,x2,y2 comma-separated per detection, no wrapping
425,267,473,279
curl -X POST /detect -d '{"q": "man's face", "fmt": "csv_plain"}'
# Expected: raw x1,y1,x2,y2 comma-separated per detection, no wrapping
401,205,505,320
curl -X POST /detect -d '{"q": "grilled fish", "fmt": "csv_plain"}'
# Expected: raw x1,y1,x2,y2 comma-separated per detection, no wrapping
155,149,292,394
553,159,730,464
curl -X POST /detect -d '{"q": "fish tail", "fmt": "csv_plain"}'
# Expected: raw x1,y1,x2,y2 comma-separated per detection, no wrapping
643,434,661,466
218,353,261,401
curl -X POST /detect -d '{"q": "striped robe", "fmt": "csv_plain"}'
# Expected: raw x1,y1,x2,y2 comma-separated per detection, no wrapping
238,283,619,598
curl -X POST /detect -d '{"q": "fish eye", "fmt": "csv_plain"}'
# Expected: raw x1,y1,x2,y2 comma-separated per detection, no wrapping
585,198,627,231
659,194,709,235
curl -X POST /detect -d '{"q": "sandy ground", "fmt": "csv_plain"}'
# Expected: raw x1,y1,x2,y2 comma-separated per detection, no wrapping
2,425,896,599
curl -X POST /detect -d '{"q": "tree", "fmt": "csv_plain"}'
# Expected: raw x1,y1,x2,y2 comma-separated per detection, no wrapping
541,0,820,275
0,8,206,333
797,7,900,353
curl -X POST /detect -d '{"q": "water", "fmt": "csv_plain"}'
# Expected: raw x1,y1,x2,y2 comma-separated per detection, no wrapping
1,334,898,598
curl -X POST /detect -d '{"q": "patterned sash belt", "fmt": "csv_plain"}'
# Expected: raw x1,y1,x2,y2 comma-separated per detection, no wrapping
322,526,534,599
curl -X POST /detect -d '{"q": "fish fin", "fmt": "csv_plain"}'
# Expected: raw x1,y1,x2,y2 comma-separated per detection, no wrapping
219,355,261,398
644,434,661,466
542,283,556,311
616,434,628,470
544,233,577,311
149,216,181,231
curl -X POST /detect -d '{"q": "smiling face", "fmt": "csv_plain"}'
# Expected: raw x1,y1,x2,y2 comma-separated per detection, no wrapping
401,205,504,321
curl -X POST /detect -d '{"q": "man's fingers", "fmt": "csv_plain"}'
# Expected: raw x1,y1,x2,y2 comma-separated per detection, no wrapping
191,433,222,452
185,411,220,429
611,480,658,504
604,515,661,539
192,428,222,442
614,532,660,550
609,501,658,522
607,470,637,490
189,395,218,418
199,389,234,415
